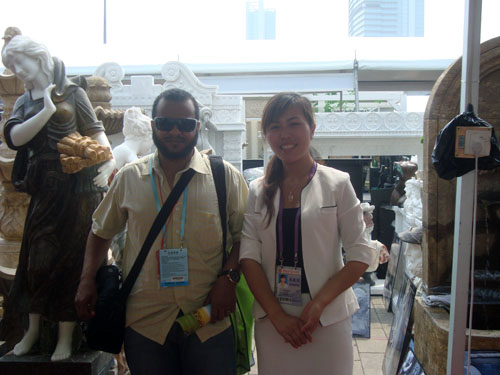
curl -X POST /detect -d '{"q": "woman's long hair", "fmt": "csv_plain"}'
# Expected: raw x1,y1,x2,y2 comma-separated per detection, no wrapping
2,35,54,90
261,92,315,227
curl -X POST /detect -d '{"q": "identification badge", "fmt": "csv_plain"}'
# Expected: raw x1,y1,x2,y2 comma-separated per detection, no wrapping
158,248,189,287
275,266,302,306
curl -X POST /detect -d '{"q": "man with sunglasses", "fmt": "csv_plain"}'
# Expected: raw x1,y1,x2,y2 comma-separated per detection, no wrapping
76,88,248,375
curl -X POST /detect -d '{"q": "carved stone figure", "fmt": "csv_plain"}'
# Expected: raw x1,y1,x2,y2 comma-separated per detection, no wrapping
197,106,216,153
113,107,153,170
390,160,418,206
1,34,115,361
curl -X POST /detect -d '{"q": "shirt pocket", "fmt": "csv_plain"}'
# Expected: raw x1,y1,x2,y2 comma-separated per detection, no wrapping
188,210,223,267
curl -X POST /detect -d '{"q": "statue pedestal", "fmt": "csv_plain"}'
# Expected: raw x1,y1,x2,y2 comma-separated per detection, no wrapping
413,297,500,375
0,350,113,375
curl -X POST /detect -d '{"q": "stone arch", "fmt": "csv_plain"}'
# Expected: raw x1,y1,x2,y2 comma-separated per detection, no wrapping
423,36,500,290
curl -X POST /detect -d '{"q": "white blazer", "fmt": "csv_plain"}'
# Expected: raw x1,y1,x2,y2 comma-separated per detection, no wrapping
239,164,377,327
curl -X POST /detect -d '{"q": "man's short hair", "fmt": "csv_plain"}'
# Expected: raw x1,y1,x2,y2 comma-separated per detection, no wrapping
151,88,200,120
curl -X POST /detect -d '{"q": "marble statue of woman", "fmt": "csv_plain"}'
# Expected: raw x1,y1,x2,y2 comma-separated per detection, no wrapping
1,35,116,361
112,106,153,170
197,106,216,153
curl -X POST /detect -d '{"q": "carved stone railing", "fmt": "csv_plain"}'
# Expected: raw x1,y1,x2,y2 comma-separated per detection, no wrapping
315,111,423,136
312,111,424,165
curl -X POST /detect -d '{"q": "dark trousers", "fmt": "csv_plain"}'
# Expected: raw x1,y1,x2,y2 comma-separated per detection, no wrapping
124,323,236,375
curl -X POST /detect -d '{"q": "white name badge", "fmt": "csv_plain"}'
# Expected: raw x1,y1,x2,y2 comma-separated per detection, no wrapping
275,266,302,306
158,248,189,287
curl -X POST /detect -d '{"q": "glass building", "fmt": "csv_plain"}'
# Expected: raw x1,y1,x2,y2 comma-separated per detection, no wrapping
349,0,424,37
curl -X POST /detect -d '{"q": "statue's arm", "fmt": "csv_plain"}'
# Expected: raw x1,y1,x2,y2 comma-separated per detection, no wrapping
8,84,56,147
90,131,117,187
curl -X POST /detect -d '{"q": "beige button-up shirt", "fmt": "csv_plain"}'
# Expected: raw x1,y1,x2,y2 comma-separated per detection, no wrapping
92,149,248,344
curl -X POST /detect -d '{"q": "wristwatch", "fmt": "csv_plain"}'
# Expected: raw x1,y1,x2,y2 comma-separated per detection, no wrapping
218,269,240,284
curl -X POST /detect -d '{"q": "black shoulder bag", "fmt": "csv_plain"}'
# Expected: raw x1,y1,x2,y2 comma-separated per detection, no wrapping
209,156,253,375
86,168,195,354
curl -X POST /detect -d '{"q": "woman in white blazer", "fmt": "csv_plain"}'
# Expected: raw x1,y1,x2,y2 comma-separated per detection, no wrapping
239,93,377,375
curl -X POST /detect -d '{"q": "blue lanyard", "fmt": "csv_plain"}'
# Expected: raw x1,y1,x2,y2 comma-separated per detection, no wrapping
149,157,189,247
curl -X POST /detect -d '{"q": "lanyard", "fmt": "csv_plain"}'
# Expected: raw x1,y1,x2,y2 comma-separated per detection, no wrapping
278,162,317,267
150,157,189,248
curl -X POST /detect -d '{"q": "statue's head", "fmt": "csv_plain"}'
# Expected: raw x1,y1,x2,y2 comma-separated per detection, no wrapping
1,35,54,90
123,107,153,153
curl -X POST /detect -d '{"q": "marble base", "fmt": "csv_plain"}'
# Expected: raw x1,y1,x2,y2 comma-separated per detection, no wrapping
0,350,113,375
0,237,21,270
413,297,500,375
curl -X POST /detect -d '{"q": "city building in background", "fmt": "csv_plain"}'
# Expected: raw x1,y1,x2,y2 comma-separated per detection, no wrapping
349,0,424,37
246,0,276,40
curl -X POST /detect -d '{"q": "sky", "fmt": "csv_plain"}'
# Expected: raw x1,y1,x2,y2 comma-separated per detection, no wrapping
1,0,499,69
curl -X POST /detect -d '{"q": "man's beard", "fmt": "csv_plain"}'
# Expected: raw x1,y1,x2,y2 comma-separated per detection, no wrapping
152,129,198,160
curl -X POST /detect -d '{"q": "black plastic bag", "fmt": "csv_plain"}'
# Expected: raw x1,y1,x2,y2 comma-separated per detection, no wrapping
432,105,500,180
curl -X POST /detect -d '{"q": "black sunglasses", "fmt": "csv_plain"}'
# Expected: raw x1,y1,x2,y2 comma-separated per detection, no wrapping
153,117,198,132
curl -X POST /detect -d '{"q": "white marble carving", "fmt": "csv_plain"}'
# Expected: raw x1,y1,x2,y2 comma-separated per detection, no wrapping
311,111,423,166
94,62,124,91
402,177,423,228
314,112,423,136
161,62,218,107
113,107,153,170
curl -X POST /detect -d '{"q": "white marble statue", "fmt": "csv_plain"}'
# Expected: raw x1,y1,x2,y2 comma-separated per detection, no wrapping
113,107,153,170
361,202,390,272
402,177,423,228
197,106,216,153
1,35,115,361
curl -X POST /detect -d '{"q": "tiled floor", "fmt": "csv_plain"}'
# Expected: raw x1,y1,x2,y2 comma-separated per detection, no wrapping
247,295,392,375
353,295,393,375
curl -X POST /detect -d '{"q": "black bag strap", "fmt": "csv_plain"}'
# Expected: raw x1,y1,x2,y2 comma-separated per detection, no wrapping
120,166,196,297
209,156,228,264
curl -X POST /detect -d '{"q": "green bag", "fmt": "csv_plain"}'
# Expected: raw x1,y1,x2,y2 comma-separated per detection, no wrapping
210,156,254,375
232,274,254,375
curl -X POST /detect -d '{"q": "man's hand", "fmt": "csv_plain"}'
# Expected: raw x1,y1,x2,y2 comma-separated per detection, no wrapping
75,276,98,321
204,276,237,323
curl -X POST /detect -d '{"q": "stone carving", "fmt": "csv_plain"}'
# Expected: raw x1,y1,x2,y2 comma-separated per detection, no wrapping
365,112,383,131
402,177,423,228
197,107,216,154
315,111,423,136
345,112,362,130
161,61,217,106
322,113,342,131
85,76,112,109
94,62,124,90
113,107,153,170
391,160,419,206
86,74,126,136
385,112,404,130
